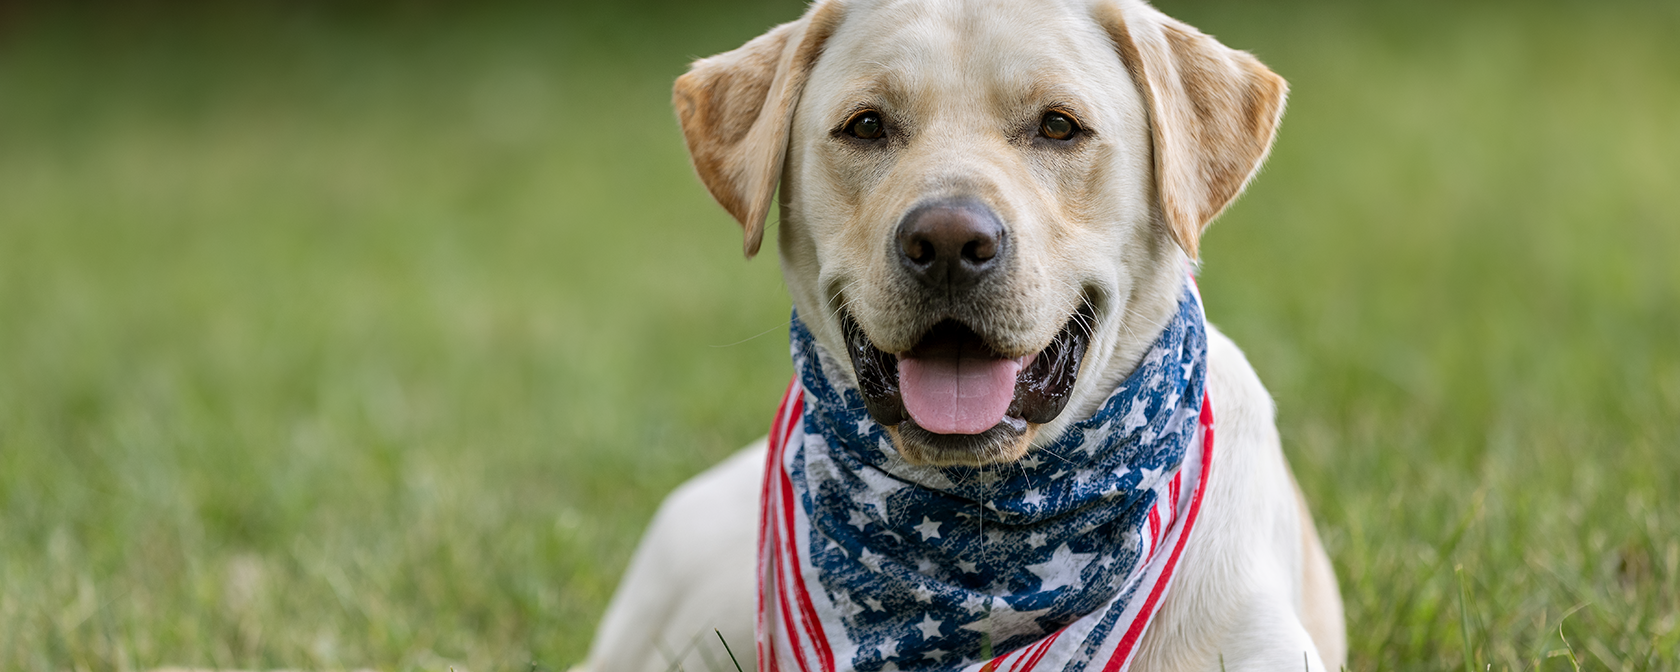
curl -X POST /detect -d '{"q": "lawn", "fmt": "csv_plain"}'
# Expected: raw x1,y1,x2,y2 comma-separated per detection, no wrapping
0,0,1675,670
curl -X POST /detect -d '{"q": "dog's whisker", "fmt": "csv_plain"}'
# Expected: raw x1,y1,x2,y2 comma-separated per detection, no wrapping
1037,445,1074,464
708,319,794,348
822,279,866,323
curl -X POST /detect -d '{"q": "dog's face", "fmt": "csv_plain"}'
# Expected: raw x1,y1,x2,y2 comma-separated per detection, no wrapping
782,0,1157,465
675,0,1285,466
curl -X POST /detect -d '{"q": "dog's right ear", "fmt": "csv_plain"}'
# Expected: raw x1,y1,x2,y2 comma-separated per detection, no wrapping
673,2,843,258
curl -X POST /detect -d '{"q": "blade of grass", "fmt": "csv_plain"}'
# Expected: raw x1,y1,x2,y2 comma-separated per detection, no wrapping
716,629,744,672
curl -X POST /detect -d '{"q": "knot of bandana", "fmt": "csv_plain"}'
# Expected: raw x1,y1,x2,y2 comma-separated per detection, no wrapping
758,284,1213,672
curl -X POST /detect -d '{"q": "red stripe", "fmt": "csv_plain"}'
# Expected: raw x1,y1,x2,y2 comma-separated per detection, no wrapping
772,546,813,672
984,633,1034,672
772,395,837,672
1001,640,1031,672
773,462,814,672
784,397,835,671
1015,636,1047,672
1006,633,1044,672
1147,508,1161,549
771,457,814,672
1169,473,1182,511
760,379,805,672
756,380,797,672
1016,627,1064,671
1100,392,1214,672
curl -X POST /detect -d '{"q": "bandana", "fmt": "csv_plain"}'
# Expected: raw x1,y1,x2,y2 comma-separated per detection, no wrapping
756,282,1215,672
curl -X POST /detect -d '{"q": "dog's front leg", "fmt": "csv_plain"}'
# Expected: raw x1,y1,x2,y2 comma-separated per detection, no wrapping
579,441,763,672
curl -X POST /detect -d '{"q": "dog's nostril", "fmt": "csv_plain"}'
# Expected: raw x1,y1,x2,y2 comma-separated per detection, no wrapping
902,237,935,264
895,198,1006,291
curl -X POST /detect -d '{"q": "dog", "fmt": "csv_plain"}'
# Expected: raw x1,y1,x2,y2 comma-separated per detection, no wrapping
578,0,1345,670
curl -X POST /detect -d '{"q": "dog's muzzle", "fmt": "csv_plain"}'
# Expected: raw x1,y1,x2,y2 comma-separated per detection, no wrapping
842,301,1093,437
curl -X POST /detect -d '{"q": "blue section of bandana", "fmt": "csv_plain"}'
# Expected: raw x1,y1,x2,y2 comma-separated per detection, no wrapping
786,287,1208,671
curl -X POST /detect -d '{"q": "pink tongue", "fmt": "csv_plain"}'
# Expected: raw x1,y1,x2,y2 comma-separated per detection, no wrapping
898,355,1022,435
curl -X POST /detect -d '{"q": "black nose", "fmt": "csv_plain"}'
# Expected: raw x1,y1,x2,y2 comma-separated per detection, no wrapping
896,198,1006,293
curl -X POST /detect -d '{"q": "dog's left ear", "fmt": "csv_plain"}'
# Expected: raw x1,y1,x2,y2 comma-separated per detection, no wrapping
673,1,844,258
1098,1,1288,259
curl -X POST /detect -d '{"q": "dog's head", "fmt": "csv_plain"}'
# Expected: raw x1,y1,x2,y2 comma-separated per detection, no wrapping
674,0,1285,466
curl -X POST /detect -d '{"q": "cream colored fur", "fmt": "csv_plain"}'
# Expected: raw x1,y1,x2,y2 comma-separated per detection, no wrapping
581,0,1344,669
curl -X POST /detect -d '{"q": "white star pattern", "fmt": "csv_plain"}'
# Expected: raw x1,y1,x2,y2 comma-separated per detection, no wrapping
1145,345,1169,365
912,584,935,603
1171,402,1200,436
1019,455,1043,469
923,649,949,662
913,516,943,540
856,418,875,437
834,591,864,618
956,560,979,574
959,600,1055,638
1161,391,1181,416
865,597,885,611
1079,420,1112,455
1025,543,1098,592
1026,532,1048,548
877,637,899,658
859,548,884,572
853,464,906,524
915,613,943,639
1021,489,1045,508
960,594,987,614
847,508,872,530
1136,465,1163,490
1120,400,1150,433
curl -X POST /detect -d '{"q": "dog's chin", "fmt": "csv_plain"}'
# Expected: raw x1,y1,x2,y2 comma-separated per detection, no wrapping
886,421,1040,467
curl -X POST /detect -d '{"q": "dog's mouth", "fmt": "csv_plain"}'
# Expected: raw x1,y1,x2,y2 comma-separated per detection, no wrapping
842,302,1094,462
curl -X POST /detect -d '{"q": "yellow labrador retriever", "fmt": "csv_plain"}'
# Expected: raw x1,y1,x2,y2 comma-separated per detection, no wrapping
580,0,1344,670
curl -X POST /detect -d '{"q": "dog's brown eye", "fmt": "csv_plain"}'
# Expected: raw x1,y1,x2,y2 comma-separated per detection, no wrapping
1041,112,1078,140
846,111,885,140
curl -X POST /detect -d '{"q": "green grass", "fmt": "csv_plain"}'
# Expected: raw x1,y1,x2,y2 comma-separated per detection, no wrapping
0,0,1674,670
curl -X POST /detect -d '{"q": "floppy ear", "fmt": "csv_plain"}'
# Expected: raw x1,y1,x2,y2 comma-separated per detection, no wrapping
1098,1,1288,258
673,2,843,258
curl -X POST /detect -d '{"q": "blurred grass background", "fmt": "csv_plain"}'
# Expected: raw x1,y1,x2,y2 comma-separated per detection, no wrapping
0,0,1675,670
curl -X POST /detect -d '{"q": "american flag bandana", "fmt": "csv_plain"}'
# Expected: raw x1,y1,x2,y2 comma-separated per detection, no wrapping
756,281,1214,672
